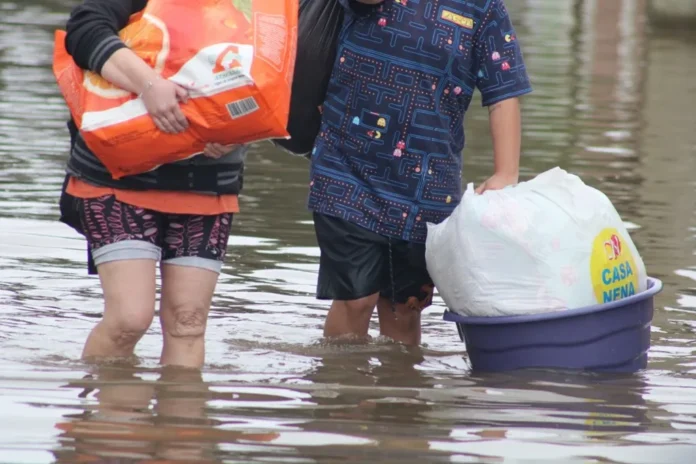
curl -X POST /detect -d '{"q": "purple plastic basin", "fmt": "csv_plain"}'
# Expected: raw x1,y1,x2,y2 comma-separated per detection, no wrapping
443,277,663,373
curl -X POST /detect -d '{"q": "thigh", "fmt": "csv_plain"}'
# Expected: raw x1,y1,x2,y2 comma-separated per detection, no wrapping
160,213,233,274
159,213,231,323
380,241,434,311
79,194,163,269
79,195,160,322
313,213,388,301
98,259,158,329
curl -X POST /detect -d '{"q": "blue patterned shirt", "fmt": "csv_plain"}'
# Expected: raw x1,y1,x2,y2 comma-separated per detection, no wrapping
308,0,533,243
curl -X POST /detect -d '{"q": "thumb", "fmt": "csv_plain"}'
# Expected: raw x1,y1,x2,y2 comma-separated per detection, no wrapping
475,181,486,194
174,85,189,103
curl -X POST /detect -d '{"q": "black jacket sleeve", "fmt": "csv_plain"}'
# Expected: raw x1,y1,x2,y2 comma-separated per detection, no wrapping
64,0,147,74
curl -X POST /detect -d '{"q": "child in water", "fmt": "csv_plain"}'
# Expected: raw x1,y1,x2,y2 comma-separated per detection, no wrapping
308,0,532,344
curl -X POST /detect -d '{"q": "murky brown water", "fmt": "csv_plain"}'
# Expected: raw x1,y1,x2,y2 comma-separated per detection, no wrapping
1,0,696,462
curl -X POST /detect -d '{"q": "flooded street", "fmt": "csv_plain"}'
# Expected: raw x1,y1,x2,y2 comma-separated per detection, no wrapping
1,0,696,462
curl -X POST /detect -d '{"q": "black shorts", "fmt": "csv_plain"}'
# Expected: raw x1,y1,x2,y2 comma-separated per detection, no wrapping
313,213,434,307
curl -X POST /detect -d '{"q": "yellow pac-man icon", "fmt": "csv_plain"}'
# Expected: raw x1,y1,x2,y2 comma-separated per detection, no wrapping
374,131,382,139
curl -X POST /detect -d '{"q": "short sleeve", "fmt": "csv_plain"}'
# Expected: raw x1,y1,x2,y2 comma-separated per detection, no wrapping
473,0,533,106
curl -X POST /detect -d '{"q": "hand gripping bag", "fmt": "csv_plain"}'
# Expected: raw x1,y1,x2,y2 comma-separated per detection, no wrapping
273,0,344,156
52,0,299,178
425,167,648,317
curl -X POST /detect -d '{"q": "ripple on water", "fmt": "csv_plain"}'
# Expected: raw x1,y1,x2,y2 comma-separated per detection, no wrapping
1,0,696,463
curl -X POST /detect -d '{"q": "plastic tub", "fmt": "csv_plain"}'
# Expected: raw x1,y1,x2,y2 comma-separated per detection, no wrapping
443,277,663,373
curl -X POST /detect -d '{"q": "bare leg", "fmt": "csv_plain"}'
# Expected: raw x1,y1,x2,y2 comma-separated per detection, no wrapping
158,264,219,368
376,297,422,346
323,293,380,341
82,259,157,361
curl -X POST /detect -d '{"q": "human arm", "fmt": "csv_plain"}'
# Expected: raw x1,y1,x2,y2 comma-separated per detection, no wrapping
64,0,188,134
203,143,240,159
472,0,532,193
475,98,522,193
101,50,189,133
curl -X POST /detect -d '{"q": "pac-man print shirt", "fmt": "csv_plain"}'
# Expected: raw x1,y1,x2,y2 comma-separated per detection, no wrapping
308,0,533,243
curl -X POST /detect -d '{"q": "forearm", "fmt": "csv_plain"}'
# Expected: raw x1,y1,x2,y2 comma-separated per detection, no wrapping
488,98,521,176
64,1,188,134
100,48,161,95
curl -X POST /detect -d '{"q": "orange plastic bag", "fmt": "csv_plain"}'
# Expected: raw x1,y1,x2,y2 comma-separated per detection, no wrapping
53,0,298,178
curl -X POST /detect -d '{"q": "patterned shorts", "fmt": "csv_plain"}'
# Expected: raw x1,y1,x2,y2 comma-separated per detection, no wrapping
78,195,233,274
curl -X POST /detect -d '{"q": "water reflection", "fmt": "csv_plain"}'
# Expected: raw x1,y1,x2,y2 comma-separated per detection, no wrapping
41,358,696,463
1,0,696,462
53,366,280,463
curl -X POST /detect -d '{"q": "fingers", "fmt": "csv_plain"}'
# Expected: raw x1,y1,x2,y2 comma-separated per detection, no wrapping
203,143,225,159
203,143,238,159
154,116,176,134
153,111,185,133
165,107,188,133
151,104,188,133
475,182,486,194
174,85,189,103
144,81,189,134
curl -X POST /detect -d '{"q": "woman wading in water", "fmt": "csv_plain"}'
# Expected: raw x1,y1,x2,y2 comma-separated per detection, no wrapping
59,0,245,368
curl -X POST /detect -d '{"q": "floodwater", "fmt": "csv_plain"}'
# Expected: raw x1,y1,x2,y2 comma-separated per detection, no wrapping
1,0,695,462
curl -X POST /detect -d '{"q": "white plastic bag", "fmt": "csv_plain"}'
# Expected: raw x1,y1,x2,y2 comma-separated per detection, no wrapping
425,167,647,317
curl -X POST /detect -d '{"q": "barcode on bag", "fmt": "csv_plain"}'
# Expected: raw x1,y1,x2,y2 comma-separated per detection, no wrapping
226,97,259,119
